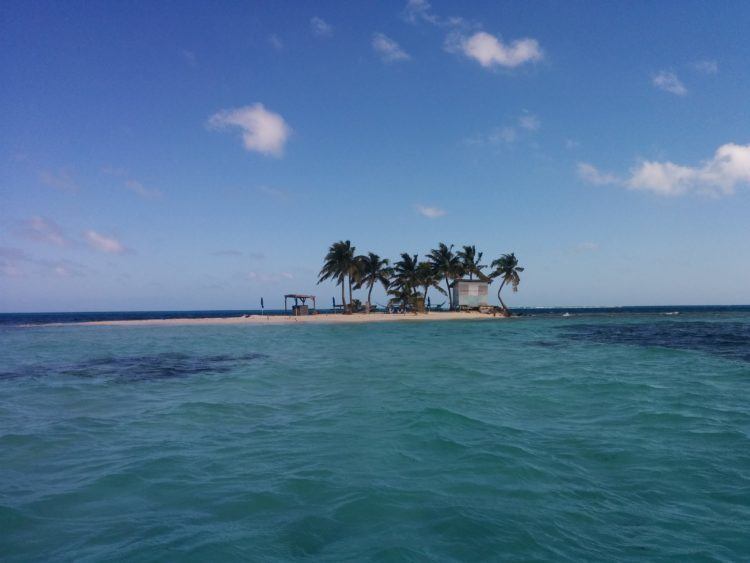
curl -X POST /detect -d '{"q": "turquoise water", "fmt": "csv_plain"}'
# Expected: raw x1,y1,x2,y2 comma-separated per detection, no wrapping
2,313,749,560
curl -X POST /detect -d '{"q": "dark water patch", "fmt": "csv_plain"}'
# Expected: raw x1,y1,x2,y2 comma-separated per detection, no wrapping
532,339,565,348
0,352,267,381
562,321,750,363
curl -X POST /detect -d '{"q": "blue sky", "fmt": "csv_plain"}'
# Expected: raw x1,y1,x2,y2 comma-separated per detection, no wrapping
2,0,749,311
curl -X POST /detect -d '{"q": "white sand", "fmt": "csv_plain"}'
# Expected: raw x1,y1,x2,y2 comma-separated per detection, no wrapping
75,311,509,327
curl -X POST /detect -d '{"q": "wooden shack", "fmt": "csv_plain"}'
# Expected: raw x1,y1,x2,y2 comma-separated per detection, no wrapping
284,294,317,316
451,280,490,309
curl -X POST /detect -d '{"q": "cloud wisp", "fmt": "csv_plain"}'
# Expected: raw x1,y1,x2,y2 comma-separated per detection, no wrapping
652,71,687,96
38,169,79,193
415,204,447,219
464,112,540,148
208,104,291,157
15,216,70,246
102,167,162,199
84,230,129,254
372,33,411,63
577,163,619,186
401,0,465,28
0,246,86,278
268,34,284,51
692,59,718,75
578,143,750,197
310,16,333,38
124,180,162,199
247,271,294,283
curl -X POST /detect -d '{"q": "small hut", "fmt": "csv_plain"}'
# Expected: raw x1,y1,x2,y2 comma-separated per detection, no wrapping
451,280,490,309
284,294,317,316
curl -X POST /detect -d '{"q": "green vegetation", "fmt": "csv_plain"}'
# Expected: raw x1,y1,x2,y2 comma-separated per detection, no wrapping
489,253,524,315
318,242,524,314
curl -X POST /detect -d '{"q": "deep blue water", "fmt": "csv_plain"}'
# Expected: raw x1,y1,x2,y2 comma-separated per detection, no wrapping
2,305,749,326
1,307,749,560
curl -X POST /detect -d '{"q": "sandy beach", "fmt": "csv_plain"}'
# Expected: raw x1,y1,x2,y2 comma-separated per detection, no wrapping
74,311,509,327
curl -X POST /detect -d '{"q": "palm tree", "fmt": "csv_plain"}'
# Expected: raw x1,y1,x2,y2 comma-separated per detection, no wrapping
457,245,488,281
392,253,420,295
427,243,463,310
317,240,356,312
347,253,362,306
354,253,392,313
489,253,524,314
416,261,446,310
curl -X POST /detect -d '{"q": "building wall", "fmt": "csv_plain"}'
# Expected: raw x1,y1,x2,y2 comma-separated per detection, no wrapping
452,281,489,308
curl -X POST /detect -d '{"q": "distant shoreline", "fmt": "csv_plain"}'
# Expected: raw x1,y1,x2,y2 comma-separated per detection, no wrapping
69,311,508,327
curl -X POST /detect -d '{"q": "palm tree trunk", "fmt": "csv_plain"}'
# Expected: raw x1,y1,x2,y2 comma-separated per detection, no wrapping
497,279,508,314
340,282,346,312
348,275,353,310
367,284,373,313
445,278,452,310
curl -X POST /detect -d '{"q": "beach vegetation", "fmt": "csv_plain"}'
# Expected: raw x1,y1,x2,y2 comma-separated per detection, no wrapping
427,243,464,310
354,252,392,313
317,240,357,313
490,253,524,315
319,241,523,314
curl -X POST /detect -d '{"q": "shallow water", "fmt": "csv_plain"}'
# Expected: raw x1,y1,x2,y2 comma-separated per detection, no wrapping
2,311,749,560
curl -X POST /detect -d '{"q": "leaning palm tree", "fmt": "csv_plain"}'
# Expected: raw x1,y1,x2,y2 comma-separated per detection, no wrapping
489,253,524,314
427,243,464,310
416,261,446,310
457,245,488,281
354,253,392,313
317,240,356,312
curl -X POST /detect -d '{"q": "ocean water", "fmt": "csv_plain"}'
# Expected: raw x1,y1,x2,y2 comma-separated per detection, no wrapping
1,309,749,561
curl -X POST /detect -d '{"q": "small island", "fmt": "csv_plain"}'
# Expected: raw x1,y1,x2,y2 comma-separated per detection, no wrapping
317,240,523,316
77,241,524,327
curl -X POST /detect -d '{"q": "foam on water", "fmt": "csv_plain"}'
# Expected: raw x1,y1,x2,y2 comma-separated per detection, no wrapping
1,311,749,560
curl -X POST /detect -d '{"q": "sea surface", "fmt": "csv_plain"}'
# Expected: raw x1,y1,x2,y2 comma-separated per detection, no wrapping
1,307,749,561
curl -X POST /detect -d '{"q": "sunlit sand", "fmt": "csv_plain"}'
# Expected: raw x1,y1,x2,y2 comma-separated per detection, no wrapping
75,311,509,327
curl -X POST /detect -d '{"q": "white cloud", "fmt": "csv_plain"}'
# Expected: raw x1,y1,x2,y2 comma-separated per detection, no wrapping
372,33,411,63
38,169,79,192
208,104,291,157
628,143,750,196
124,179,162,199
16,216,69,246
577,162,620,186
579,143,750,197
415,204,446,218
84,230,128,254
692,59,718,74
459,31,543,69
310,16,332,37
565,139,580,150
653,71,687,96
